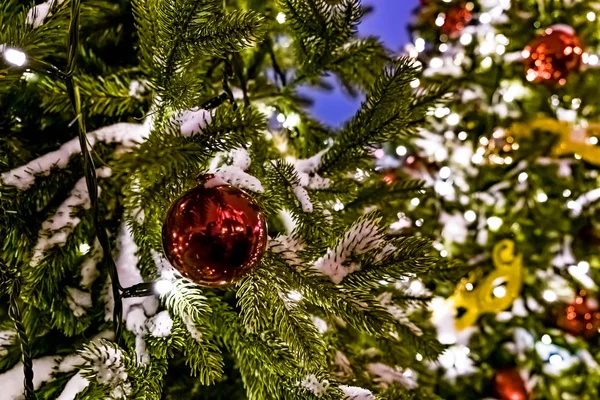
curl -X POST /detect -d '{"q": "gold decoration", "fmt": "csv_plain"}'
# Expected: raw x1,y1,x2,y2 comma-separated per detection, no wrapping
508,118,600,165
450,239,523,330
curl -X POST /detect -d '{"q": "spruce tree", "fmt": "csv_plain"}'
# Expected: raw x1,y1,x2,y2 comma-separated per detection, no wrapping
0,1,452,399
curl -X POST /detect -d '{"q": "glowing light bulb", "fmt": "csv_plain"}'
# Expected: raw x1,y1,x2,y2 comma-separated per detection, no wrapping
447,113,460,126
577,261,590,274
415,38,425,52
460,33,473,45
493,285,507,298
411,198,421,207
464,210,476,223
78,243,91,255
587,12,596,22
396,145,408,156
3,48,26,66
415,353,423,361
537,192,548,203
439,166,451,180
549,354,563,366
541,334,552,345
410,78,420,88
465,283,474,291
518,172,528,182
487,216,503,231
155,279,174,295
543,290,557,302
276,12,286,24
563,189,571,198
458,131,468,140
430,57,444,69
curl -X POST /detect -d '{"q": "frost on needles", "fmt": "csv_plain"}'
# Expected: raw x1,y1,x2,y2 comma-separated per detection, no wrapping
0,0,452,399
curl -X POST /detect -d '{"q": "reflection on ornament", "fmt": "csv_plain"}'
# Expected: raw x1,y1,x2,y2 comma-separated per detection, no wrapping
450,239,523,330
493,368,529,400
557,290,600,338
524,25,582,85
162,174,268,286
440,4,472,37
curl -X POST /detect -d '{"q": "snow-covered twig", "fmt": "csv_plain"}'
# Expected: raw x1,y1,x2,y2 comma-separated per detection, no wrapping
1,123,146,190
312,214,383,284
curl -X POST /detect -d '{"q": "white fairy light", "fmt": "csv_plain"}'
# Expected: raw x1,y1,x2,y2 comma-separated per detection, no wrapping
479,137,489,145
410,78,420,88
3,48,26,67
154,279,174,296
587,54,599,65
587,12,596,22
589,137,598,145
460,33,473,45
458,131,468,141
563,189,571,197
487,216,503,231
481,57,493,69
410,280,424,293
504,156,513,164
464,210,476,223
567,200,577,209
536,192,548,203
435,14,446,27
518,172,528,182
541,334,552,345
333,200,345,211
78,243,91,255
549,354,563,366
471,153,483,164
479,12,492,24
543,290,557,302
439,166,451,180
465,283,474,291
411,198,421,207
439,43,448,52
447,113,460,126
396,146,408,156
415,353,423,361
415,38,425,52
283,113,300,129
277,113,286,123
493,285,507,298
430,57,444,69
276,12,286,24
496,45,506,55
415,218,424,227
577,261,590,274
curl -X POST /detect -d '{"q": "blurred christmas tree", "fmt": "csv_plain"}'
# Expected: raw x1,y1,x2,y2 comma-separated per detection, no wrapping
0,0,456,399
389,0,600,399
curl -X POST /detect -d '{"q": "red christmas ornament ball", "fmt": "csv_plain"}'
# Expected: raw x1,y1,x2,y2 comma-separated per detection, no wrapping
162,175,268,286
440,4,472,36
524,25,583,85
557,291,600,338
493,368,529,400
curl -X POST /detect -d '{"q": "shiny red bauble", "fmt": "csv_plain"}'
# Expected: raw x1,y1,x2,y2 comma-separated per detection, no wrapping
557,291,600,338
493,368,529,400
524,25,583,86
440,5,472,36
162,175,267,286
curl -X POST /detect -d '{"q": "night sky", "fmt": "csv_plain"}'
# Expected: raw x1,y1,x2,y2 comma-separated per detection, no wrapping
309,0,419,127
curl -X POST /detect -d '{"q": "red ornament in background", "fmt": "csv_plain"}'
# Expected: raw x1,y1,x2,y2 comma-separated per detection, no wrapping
524,25,583,86
162,175,267,286
493,368,529,400
557,290,600,338
440,4,472,36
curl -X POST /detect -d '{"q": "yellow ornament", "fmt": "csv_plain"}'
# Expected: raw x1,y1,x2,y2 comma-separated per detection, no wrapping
449,239,523,330
508,118,600,166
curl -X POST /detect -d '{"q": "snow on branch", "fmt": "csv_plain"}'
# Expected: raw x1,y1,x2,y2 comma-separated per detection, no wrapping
1,123,147,191
339,385,375,400
289,150,331,213
30,167,111,267
211,147,264,193
80,340,132,399
312,213,384,284
172,108,213,137
270,235,305,269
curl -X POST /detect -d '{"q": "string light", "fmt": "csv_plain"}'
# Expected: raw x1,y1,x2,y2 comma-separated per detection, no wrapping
439,166,451,179
549,354,563,366
541,334,552,345
78,243,91,255
411,198,421,207
276,12,286,24
460,33,473,45
518,172,528,182
493,285,507,298
464,210,476,222
458,131,468,140
410,78,420,88
576,261,590,274
587,12,596,22
3,48,26,66
465,283,474,291
536,192,548,203
155,279,174,295
396,145,408,156
415,38,425,52
563,189,571,197
415,353,423,361
543,290,557,302
447,113,460,126
487,216,503,231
